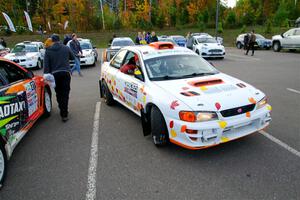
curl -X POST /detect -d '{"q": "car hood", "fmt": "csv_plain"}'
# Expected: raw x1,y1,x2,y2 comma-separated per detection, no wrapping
152,73,264,111
256,39,271,43
272,35,282,40
197,43,224,49
4,52,38,59
82,49,92,56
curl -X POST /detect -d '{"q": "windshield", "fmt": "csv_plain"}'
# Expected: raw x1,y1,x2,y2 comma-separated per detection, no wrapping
0,44,4,50
80,42,92,50
172,36,186,41
197,38,217,43
12,45,38,53
256,34,265,39
144,55,218,81
112,40,134,47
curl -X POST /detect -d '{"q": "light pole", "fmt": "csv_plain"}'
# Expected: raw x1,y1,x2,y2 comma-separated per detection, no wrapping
99,0,105,30
215,0,220,40
26,0,29,13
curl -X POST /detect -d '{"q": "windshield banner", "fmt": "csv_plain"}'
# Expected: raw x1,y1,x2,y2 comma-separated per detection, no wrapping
24,11,33,32
2,12,16,32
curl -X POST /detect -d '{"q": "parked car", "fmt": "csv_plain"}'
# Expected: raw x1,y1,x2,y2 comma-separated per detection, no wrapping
0,58,52,187
0,45,9,57
169,35,187,47
99,42,272,149
272,28,300,52
236,33,272,50
102,37,135,62
158,37,178,46
192,35,225,59
191,33,224,44
68,38,98,66
4,41,45,69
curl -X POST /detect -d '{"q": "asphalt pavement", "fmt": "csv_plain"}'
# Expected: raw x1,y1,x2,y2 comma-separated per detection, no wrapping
0,48,299,200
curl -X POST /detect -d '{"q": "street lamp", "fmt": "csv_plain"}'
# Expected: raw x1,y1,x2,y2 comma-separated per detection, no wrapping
215,0,220,40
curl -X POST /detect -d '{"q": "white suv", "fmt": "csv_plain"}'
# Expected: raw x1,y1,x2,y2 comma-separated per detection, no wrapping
272,28,300,52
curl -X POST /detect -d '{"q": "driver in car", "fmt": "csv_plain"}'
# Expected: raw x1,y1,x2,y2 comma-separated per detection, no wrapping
120,54,139,74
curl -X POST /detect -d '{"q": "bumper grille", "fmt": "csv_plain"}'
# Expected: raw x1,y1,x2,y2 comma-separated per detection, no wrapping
221,104,255,117
209,49,222,53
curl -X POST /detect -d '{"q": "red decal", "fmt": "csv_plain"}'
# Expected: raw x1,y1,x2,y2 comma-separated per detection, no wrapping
215,102,221,110
170,100,179,110
169,121,174,128
181,125,187,133
182,87,189,90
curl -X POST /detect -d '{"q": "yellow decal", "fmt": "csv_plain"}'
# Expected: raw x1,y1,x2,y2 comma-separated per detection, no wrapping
266,105,272,111
142,96,146,104
171,129,177,138
218,121,227,129
200,86,208,91
221,136,229,143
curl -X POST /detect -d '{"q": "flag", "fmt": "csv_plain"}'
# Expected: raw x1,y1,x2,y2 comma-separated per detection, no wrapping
24,11,33,32
64,20,69,30
2,12,16,32
48,21,51,31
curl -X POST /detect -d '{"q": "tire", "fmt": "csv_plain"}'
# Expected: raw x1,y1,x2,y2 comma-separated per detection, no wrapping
43,87,52,117
273,42,281,52
266,47,271,50
102,81,114,106
236,42,242,49
37,59,43,69
0,143,7,189
150,106,169,147
92,57,96,66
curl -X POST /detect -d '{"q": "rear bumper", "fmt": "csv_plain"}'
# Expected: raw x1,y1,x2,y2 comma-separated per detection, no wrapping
166,105,272,150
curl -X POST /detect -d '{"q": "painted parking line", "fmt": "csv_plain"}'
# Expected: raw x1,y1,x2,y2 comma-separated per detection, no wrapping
259,130,300,158
287,88,300,95
85,102,101,200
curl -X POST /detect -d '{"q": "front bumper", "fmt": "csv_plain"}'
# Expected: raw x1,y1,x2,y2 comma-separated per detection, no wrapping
70,56,95,66
9,58,38,68
166,105,272,150
201,50,225,58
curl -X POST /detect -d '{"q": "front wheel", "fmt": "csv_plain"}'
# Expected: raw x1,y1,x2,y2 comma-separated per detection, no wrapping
273,42,281,52
0,143,7,189
102,81,115,106
236,42,242,49
43,87,52,117
37,59,43,69
151,106,169,147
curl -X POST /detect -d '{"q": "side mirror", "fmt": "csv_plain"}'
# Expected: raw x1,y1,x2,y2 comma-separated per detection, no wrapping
134,69,144,81
93,46,97,49
26,70,34,79
281,33,285,38
108,43,111,47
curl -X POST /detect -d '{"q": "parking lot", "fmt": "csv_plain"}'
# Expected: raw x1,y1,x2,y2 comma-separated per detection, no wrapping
0,48,299,200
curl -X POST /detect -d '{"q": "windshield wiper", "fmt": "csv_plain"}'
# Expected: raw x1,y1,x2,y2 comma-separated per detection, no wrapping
181,72,217,78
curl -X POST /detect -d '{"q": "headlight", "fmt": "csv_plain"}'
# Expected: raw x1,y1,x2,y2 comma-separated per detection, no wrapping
179,111,218,122
86,53,93,57
256,96,267,109
29,55,38,60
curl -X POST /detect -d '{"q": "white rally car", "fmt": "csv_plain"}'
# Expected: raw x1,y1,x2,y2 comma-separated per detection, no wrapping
192,35,225,59
68,38,98,66
4,41,45,69
99,42,271,150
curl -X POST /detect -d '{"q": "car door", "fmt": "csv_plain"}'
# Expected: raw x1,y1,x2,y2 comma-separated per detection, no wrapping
105,49,127,100
281,29,295,47
115,51,145,114
0,61,38,151
293,29,300,47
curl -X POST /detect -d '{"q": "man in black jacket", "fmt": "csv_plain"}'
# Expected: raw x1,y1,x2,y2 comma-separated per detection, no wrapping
44,34,74,122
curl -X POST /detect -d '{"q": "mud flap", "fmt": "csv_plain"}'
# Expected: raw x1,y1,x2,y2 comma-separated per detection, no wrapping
141,110,151,136
99,80,103,98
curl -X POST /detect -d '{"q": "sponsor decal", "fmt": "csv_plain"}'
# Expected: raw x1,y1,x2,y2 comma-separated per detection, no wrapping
124,82,138,98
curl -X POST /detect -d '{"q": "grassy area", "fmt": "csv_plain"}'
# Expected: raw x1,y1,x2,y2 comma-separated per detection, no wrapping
1,26,290,49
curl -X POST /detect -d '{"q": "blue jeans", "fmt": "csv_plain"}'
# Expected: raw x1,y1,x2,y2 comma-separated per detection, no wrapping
71,57,81,74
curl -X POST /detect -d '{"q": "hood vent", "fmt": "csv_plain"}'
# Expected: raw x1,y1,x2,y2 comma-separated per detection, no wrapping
188,78,224,87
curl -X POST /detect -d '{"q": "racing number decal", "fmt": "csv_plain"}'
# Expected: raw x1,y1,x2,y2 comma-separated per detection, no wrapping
124,82,138,108
25,81,38,117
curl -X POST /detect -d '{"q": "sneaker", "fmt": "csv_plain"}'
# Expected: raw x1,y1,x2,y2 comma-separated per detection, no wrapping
62,116,69,122
79,73,83,77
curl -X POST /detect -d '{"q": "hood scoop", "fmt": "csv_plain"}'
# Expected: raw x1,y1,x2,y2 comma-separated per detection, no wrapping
188,78,224,87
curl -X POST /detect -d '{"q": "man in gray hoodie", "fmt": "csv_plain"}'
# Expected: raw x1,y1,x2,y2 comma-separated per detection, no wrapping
44,34,74,122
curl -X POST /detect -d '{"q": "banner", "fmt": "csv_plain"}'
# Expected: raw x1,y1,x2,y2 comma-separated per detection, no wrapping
24,11,33,32
64,20,69,30
2,12,16,32
47,21,51,31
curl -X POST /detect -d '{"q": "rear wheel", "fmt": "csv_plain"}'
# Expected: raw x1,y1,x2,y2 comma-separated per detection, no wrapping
151,106,169,147
37,59,42,69
273,42,281,52
43,87,52,117
0,143,7,189
102,81,115,106
236,42,242,49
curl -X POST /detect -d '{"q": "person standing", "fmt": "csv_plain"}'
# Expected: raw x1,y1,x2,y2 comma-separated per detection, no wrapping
70,33,83,76
0,38,7,48
246,30,256,56
44,34,74,122
243,33,249,50
149,31,158,43
186,32,193,50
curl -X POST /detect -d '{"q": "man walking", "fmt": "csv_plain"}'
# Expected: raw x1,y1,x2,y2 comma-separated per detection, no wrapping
44,34,74,122
246,30,256,56
70,33,83,76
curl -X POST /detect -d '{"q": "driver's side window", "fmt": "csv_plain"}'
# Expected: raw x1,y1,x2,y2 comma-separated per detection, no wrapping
110,50,127,69
0,61,27,85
